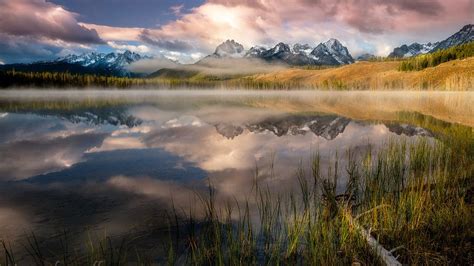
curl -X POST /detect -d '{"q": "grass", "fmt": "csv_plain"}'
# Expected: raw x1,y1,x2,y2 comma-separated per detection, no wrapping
157,136,472,265
250,57,474,90
1,131,472,265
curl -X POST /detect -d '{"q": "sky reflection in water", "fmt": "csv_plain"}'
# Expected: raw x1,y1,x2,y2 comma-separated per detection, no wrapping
0,90,463,245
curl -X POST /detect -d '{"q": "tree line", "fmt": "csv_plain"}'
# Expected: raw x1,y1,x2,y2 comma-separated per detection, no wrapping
0,70,150,88
399,41,474,71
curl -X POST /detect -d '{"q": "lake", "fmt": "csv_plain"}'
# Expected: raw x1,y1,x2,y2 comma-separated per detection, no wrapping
0,90,472,261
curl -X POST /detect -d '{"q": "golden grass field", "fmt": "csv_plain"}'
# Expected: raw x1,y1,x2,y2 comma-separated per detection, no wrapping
250,57,474,90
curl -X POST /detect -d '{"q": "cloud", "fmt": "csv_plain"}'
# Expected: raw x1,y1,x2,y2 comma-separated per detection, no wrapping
0,33,65,63
0,30,98,63
107,41,150,53
170,4,185,16
208,0,445,32
126,57,180,74
116,0,471,57
139,30,194,52
107,175,194,202
0,0,103,44
2,0,471,62
0,0,103,63
0,132,107,180
80,23,144,41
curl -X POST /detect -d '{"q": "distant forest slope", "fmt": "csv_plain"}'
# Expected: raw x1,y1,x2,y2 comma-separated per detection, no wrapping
399,41,474,71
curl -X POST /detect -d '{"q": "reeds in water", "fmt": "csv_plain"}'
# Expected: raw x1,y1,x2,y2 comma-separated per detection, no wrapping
1,137,472,265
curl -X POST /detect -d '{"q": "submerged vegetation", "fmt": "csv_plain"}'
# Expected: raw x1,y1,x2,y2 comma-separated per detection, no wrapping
1,133,472,264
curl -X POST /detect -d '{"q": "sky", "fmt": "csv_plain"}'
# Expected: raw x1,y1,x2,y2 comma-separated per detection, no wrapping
0,0,472,64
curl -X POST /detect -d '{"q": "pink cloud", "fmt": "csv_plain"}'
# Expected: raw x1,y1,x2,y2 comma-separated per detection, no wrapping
0,0,103,44
131,0,472,57
12,0,468,60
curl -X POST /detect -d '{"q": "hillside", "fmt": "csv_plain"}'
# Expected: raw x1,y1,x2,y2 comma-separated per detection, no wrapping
247,57,474,90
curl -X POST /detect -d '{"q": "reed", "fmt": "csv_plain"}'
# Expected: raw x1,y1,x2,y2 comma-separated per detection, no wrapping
1,135,472,265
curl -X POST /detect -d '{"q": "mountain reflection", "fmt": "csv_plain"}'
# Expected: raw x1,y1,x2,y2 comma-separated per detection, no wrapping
1,91,464,250
215,114,351,140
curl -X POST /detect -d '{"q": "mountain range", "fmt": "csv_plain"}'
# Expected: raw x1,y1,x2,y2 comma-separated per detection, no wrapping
388,24,473,57
0,51,148,77
0,24,472,77
200,38,355,66
214,115,433,140
57,50,147,76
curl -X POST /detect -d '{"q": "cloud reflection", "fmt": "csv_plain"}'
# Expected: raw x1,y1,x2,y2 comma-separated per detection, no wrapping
0,97,439,249
0,132,107,181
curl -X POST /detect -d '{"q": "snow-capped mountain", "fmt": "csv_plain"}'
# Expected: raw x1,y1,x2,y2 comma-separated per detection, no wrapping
389,24,473,57
245,46,268,57
0,50,150,77
388,42,438,58
255,42,318,65
201,39,354,66
260,42,292,59
319,39,354,64
431,24,474,51
56,50,147,76
207,40,245,58
214,115,352,140
308,39,354,65
260,39,354,65
196,39,247,65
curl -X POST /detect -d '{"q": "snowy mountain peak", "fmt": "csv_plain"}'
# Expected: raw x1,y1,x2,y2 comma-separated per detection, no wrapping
310,39,354,64
324,38,340,47
56,50,147,76
272,42,291,54
58,50,144,66
322,39,352,61
214,40,245,57
209,39,354,66
245,45,268,57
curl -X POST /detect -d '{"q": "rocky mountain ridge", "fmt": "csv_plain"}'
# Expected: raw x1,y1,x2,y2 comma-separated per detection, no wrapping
204,38,355,66
389,24,473,57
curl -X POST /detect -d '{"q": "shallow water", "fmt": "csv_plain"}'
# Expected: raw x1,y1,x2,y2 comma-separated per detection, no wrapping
0,90,472,250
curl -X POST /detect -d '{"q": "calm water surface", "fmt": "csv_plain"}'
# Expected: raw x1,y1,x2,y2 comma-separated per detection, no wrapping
0,90,472,252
